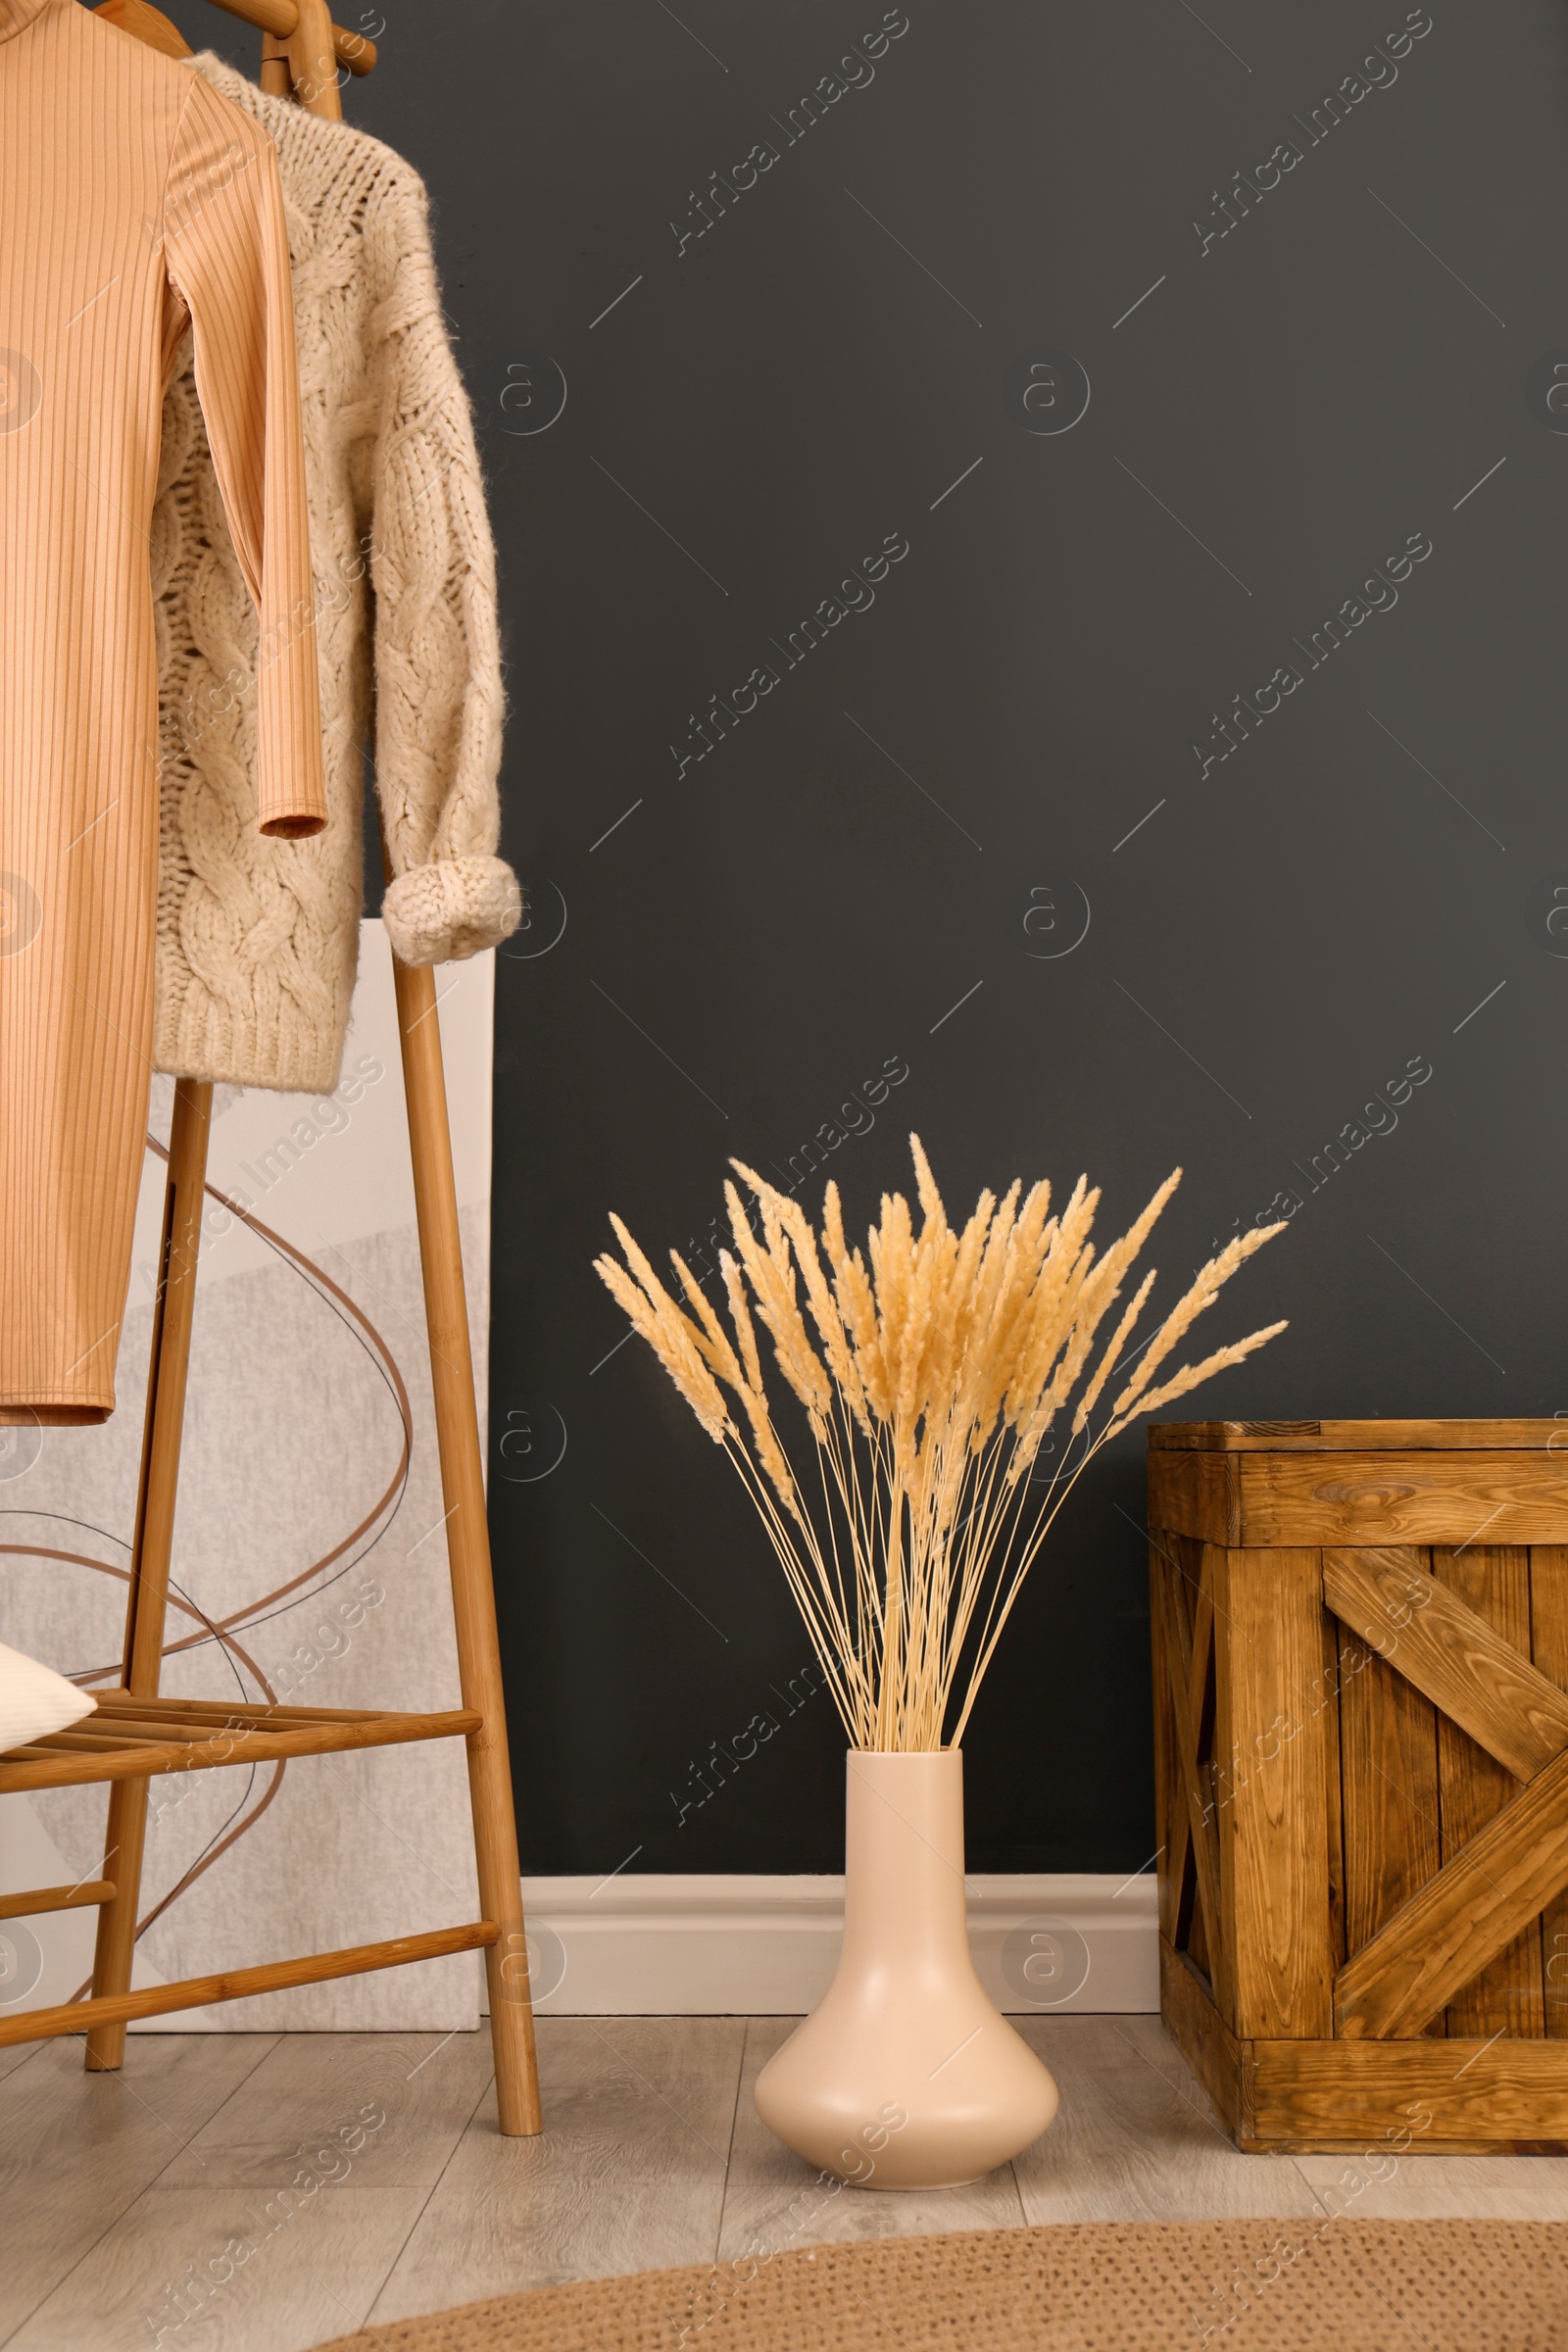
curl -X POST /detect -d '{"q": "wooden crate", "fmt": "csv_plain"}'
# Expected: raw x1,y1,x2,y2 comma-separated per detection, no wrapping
1149,1418,1568,2152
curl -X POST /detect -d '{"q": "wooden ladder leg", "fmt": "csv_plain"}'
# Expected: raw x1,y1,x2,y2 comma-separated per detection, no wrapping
85,1080,215,2072
390,957,542,2135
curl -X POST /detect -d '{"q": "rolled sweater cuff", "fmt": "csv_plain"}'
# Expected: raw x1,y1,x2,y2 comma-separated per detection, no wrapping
381,854,522,967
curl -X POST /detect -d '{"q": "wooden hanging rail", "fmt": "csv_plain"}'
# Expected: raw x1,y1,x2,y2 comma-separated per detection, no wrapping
0,0,543,2138
95,0,377,74
207,0,375,74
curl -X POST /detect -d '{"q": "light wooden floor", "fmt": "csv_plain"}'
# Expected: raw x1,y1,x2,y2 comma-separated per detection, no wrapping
5,2014,1568,2350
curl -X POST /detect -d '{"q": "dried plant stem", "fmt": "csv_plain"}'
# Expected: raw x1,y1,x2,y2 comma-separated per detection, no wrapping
595,1139,1287,1749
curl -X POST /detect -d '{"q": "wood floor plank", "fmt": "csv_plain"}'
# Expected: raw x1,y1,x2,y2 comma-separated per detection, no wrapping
0,2031,278,2332
714,2173,1025,2263
1294,2149,1568,2221
367,2015,746,2324
12,2016,1568,2349
0,2036,42,2085
6,2182,426,2352
1012,2016,1321,2222
715,2018,1024,2257
158,2027,495,2189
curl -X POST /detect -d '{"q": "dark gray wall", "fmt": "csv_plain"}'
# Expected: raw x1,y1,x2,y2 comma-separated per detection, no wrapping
170,0,1568,1876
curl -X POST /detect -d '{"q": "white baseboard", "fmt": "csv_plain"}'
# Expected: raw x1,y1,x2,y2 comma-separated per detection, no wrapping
517,1872,1158,2017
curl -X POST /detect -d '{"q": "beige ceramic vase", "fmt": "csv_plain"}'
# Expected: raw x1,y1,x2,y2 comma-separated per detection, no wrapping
754,1749,1059,2189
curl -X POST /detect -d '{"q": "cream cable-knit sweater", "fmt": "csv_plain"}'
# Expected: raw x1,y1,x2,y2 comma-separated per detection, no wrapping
151,54,519,1094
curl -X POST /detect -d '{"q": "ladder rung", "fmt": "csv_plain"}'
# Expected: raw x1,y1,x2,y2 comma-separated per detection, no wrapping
0,1880,115,1922
0,1706,482,1791
0,1920,498,2045
95,1693,382,1726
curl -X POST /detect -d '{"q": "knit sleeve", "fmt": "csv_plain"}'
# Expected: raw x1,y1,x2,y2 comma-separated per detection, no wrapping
162,74,326,840
367,172,520,966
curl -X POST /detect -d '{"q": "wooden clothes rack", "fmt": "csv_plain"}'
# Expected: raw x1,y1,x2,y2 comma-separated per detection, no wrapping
0,0,542,2134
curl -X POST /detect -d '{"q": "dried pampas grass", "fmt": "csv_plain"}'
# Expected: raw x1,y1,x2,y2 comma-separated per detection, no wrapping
595,1139,1286,1751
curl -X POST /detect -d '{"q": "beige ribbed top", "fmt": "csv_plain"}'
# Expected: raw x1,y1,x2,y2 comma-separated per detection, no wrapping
0,0,325,1422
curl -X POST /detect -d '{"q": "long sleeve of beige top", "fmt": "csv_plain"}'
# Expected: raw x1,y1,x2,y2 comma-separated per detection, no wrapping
0,0,325,1422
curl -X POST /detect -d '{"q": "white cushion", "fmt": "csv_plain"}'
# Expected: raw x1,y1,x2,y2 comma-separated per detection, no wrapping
0,1642,96,1753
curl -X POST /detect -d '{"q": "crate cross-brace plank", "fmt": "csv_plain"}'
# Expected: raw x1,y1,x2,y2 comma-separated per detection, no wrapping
0,0,542,2134
1150,1418,1568,2153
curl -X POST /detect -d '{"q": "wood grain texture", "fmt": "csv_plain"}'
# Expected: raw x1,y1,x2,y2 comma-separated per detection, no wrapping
0,1707,482,1792
1294,2147,1568,2219
0,2035,42,2084
390,940,542,2137
1335,1742,1568,2041
713,2177,1024,2266
1010,2013,1318,2223
1249,2035,1568,2153
1150,1528,1210,1965
0,2031,276,2330
0,1879,113,1922
1233,1454,1568,1547
7,2181,426,2352
94,1694,392,1724
1432,1547,1544,2038
368,2016,746,2324
0,1922,498,2047
1532,1549,1568,2040
1158,1937,1244,2142
1148,1448,1240,1545
1184,1847,1213,1984
1338,1551,1442,2033
9,2019,1568,2326
1148,1943,1523,2160
1152,1422,1568,1452
1151,1544,1228,2020
88,0,539,2146
85,1079,214,2072
1323,1547,1568,1782
1150,1535,1185,1948
283,0,336,109
158,2027,495,2190
1322,1603,1347,1971
202,0,379,74
1213,1546,1333,2037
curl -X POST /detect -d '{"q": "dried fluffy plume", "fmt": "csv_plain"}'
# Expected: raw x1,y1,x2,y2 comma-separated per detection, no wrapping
595,1139,1287,1749
592,1221,729,1444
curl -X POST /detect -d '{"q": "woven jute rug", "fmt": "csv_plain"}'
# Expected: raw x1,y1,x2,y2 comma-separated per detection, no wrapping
311,2218,1568,2350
